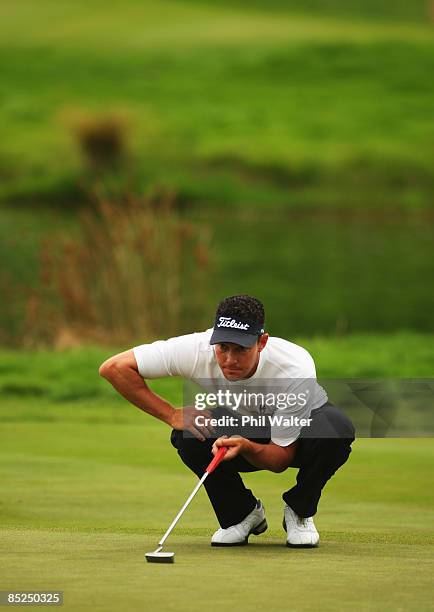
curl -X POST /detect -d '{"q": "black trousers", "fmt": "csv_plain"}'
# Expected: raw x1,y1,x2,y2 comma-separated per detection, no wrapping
170,402,355,529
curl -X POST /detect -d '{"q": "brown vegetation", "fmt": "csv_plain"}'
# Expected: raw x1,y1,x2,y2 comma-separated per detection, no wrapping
25,191,212,347
69,110,130,171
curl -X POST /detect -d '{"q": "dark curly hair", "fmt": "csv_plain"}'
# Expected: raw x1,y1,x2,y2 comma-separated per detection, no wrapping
215,295,265,328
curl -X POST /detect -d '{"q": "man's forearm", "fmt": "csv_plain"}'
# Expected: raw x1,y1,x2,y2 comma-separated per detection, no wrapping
100,363,175,426
241,439,296,473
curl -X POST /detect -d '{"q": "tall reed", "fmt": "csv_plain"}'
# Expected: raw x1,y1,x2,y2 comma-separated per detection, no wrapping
26,192,212,347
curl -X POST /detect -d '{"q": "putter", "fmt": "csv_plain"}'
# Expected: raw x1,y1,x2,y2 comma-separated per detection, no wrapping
145,446,228,563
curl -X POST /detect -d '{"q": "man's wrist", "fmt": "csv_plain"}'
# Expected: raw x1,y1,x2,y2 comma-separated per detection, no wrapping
166,407,178,428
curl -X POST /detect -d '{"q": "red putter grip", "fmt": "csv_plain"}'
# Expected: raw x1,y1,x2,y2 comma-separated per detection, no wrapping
206,447,228,474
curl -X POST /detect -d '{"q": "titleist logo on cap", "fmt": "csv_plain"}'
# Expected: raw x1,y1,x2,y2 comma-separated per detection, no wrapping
217,316,250,330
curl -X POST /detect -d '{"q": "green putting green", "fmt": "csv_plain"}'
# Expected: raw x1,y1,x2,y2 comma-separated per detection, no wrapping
1,406,433,611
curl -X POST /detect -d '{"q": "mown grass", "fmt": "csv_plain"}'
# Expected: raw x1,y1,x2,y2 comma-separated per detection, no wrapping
193,0,433,23
0,332,433,408
1,340,433,609
0,1,433,208
2,526,433,611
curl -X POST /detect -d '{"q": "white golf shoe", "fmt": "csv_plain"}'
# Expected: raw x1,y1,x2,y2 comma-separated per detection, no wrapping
211,500,268,546
283,505,319,548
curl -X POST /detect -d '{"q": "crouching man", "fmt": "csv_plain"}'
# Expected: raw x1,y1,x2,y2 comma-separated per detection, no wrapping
100,295,355,548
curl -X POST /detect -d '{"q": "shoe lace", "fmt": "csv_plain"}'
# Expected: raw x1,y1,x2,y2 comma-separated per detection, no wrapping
297,516,307,528
240,516,252,529
240,504,261,529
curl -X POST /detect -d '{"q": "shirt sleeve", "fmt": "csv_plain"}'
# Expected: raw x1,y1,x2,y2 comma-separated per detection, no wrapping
132,333,199,379
271,434,300,447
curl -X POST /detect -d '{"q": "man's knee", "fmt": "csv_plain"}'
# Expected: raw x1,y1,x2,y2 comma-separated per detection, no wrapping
170,429,180,449
316,436,354,468
170,429,213,466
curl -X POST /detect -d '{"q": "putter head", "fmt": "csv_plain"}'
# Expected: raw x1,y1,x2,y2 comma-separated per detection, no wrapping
145,551,175,564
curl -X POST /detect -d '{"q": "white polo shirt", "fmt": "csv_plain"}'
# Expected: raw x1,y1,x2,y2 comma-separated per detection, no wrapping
133,329,328,446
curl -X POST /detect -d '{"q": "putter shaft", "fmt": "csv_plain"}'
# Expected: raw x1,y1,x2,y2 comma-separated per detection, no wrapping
158,472,208,547
147,447,227,559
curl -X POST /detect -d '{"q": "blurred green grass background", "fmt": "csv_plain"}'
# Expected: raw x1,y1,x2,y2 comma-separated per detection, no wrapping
0,0,433,341
1,333,434,406
1,1,433,207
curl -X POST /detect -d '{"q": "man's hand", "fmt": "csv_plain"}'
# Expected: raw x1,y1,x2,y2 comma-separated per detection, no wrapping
212,435,297,472
171,407,215,442
212,435,248,461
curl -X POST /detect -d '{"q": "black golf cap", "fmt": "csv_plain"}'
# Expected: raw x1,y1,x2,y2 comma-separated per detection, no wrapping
210,295,265,348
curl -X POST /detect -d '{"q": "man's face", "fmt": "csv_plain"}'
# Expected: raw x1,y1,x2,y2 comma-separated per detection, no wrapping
214,334,269,381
